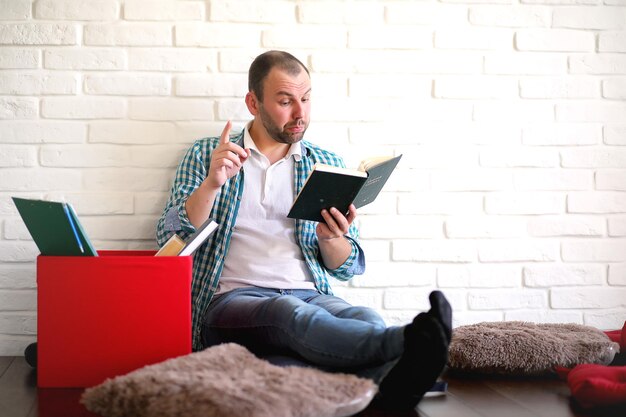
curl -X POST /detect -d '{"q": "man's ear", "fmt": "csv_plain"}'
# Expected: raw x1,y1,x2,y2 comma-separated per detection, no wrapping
245,92,259,116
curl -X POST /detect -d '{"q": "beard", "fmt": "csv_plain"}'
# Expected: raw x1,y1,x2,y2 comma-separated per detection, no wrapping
258,105,308,144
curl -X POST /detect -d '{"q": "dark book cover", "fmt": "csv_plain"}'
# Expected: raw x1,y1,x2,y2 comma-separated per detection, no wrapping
287,155,401,222
287,168,367,222
12,197,97,256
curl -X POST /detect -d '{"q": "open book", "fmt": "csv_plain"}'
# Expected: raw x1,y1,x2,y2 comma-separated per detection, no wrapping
155,218,218,256
12,197,98,256
287,154,402,222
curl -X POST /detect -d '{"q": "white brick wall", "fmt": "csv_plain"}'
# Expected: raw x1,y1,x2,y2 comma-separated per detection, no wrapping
1,0,625,355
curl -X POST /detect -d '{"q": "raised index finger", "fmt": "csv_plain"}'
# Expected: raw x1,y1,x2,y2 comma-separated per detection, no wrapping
219,120,232,145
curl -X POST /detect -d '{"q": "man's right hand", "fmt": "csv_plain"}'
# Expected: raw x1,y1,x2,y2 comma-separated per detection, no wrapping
186,121,251,228
205,121,251,189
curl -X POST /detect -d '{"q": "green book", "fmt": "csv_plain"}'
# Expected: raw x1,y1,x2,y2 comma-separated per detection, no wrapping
287,154,402,222
12,197,98,256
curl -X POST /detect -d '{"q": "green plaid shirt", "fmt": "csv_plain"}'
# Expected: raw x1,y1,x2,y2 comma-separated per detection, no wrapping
157,130,365,351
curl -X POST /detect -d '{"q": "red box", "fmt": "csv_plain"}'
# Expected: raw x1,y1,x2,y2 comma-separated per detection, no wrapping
37,250,192,387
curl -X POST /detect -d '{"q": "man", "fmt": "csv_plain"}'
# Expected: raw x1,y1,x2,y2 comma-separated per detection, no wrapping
157,50,452,410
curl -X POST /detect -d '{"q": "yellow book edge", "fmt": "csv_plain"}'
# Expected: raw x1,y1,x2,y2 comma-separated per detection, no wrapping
155,234,185,256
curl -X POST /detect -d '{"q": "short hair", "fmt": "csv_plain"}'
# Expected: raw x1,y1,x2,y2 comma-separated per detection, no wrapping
248,50,310,101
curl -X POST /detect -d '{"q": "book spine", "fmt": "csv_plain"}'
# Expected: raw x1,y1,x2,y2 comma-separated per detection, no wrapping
63,203,85,254
179,219,218,256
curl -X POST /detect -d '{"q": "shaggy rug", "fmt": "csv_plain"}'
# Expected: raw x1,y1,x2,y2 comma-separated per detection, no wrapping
449,321,620,375
81,343,377,417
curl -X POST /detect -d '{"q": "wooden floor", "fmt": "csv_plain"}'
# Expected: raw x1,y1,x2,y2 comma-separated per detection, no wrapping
1,356,624,417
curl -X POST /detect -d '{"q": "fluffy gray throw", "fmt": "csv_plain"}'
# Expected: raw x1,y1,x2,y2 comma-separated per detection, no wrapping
449,321,620,375
81,343,376,417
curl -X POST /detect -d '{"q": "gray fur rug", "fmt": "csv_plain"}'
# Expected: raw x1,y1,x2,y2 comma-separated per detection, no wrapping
449,321,620,375
81,343,377,417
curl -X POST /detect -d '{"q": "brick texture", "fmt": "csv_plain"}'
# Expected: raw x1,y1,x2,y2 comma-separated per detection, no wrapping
0,0,625,354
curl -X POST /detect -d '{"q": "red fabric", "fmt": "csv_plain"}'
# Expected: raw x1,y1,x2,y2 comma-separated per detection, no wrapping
603,321,626,349
556,321,626,408
554,366,571,379
566,364,626,408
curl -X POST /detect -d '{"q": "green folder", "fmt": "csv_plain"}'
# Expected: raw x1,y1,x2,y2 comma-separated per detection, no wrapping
12,197,98,256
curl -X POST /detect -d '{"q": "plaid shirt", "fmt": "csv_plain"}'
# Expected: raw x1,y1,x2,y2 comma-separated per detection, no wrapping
157,129,365,351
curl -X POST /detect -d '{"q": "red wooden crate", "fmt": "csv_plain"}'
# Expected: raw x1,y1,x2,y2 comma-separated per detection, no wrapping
37,250,192,387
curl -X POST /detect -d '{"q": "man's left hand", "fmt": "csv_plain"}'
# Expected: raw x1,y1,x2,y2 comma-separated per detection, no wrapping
316,204,357,241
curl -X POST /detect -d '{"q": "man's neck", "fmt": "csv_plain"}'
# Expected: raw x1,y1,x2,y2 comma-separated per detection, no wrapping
249,121,291,165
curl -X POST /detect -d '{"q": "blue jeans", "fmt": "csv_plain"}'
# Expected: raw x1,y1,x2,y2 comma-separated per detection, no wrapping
201,287,405,383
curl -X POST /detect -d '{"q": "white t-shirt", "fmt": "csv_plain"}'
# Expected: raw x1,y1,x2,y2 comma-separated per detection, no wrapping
216,126,316,295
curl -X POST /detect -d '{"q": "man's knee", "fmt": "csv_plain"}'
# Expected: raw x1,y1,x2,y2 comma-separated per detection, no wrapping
267,295,317,318
340,306,386,327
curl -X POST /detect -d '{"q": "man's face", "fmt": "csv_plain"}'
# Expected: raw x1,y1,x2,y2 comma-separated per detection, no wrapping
256,68,311,144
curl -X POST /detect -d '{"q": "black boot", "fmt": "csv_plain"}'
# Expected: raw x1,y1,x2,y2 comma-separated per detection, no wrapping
24,342,37,368
374,291,452,410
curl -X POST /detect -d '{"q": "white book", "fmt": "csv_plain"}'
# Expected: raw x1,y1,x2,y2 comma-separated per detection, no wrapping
179,218,219,256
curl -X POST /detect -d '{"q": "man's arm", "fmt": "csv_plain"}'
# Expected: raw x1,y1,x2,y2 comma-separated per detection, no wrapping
316,204,357,270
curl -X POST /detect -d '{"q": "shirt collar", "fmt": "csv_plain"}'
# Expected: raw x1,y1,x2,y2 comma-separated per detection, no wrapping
243,121,303,162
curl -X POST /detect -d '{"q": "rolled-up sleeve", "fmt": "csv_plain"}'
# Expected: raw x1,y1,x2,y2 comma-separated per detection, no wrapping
323,223,365,280
156,141,208,247
327,236,365,278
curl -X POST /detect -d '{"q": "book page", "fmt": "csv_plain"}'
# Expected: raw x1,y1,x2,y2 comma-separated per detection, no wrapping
315,163,367,177
358,156,395,172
